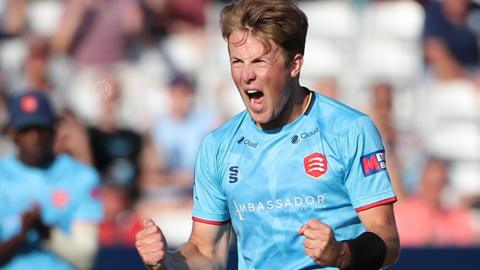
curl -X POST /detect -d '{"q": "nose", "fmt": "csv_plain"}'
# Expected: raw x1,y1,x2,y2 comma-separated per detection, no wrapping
241,65,256,85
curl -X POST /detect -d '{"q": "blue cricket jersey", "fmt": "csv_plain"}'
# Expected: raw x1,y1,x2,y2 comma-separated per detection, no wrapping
192,91,397,270
0,154,103,270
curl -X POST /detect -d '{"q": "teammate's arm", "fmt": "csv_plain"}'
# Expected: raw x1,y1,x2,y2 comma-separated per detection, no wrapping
136,219,231,270
42,221,99,270
0,207,43,266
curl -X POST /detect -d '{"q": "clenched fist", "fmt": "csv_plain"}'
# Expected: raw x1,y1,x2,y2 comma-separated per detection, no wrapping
135,219,168,270
298,219,350,268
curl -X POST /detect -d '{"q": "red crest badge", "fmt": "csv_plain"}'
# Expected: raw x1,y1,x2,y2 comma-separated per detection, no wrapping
52,189,69,209
304,152,328,179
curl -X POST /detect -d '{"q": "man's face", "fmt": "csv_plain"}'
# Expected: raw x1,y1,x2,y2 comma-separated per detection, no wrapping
228,30,297,129
14,126,55,166
170,83,194,118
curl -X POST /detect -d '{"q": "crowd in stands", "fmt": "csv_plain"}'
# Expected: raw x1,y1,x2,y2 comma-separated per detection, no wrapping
0,0,479,260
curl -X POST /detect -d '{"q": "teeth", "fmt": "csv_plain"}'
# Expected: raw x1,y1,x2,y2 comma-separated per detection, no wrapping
246,90,258,94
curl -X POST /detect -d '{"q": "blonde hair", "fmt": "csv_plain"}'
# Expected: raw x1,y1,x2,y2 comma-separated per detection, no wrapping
220,0,308,63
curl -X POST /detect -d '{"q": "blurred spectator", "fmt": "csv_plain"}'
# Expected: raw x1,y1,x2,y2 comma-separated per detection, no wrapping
53,69,145,247
423,0,480,82
167,0,208,33
51,0,143,67
54,110,93,165
367,82,397,148
23,37,51,91
0,91,102,270
0,0,27,38
99,184,143,247
133,73,218,248
85,71,144,247
313,76,339,100
395,158,480,247
140,0,170,44
0,89,15,156
141,0,208,41
366,82,406,199
150,73,218,193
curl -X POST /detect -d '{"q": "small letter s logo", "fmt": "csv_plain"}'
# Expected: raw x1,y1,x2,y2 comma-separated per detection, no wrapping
229,166,239,183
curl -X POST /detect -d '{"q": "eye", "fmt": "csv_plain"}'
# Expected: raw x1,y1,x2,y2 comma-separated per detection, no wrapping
253,58,270,65
230,59,241,65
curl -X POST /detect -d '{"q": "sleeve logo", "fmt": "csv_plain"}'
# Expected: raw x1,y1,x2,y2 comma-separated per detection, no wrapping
361,150,387,177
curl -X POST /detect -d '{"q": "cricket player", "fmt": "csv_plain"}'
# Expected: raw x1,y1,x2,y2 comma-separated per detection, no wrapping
0,91,103,270
135,1,400,269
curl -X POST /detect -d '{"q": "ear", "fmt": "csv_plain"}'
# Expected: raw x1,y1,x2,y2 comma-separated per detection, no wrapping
289,53,304,78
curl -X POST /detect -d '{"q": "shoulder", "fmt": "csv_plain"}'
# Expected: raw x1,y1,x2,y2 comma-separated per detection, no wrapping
205,111,248,144
0,155,14,167
55,155,100,184
0,155,22,175
198,111,248,157
311,92,371,135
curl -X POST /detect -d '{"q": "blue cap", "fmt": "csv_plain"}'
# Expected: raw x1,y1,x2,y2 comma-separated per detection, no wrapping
8,91,56,130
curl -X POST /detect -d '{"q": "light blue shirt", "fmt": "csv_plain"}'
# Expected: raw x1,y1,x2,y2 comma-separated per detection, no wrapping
0,154,103,270
192,91,396,270
152,110,216,172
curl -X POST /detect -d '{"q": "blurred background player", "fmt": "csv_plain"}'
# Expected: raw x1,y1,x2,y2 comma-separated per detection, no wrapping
395,157,480,246
0,91,103,270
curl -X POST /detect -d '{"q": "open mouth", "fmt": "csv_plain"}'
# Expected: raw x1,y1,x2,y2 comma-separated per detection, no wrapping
246,89,264,104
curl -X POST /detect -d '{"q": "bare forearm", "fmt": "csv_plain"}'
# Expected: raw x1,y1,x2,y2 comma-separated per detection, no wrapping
382,231,400,267
51,0,88,52
148,241,223,270
367,225,400,267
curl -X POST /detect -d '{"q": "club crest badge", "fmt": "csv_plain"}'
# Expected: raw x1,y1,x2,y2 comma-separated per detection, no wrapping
52,189,69,209
304,152,328,179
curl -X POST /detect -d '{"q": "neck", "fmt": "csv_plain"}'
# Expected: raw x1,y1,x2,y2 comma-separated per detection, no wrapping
258,84,310,130
19,153,55,169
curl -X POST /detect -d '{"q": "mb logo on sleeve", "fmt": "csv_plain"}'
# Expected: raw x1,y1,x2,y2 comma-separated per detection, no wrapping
361,150,386,177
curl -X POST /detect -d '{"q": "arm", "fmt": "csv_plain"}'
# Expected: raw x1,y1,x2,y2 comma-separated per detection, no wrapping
0,206,46,266
299,204,400,269
0,231,27,266
42,165,102,270
54,112,94,165
136,219,231,270
42,222,99,270
357,204,400,267
50,0,89,53
2,0,27,35
424,37,468,80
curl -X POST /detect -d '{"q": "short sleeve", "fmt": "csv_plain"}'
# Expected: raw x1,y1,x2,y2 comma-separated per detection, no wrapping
72,167,103,222
192,135,230,224
342,116,397,212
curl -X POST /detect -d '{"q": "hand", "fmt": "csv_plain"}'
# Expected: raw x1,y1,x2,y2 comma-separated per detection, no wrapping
20,205,51,239
135,219,168,269
20,206,42,234
298,219,349,268
54,112,93,165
